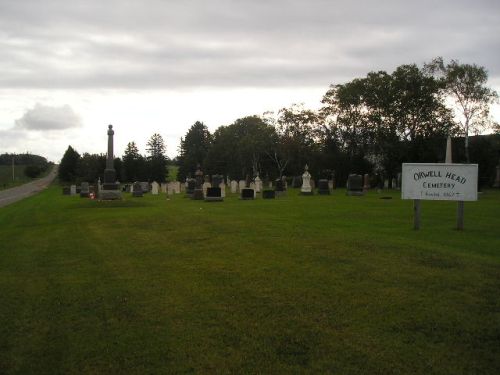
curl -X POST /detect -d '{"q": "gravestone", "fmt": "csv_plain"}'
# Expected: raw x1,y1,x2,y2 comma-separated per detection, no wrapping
205,187,223,202
396,173,402,190
300,164,313,195
100,125,122,200
140,182,150,193
230,180,238,194
238,180,246,192
240,188,255,200
254,174,262,193
80,182,90,198
347,174,364,196
185,178,196,197
262,190,276,199
173,181,181,194
202,181,211,196
363,174,370,192
161,183,167,193
292,175,302,188
62,187,70,195
328,180,334,190
167,182,174,195
494,163,500,188
384,179,389,189
212,174,223,188
275,179,285,196
391,177,397,190
317,179,330,195
193,166,204,200
132,182,143,197
249,182,256,197
151,181,159,195
70,185,76,196
219,183,226,198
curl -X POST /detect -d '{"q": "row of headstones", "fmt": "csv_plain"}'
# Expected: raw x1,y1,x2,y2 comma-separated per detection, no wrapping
62,173,403,198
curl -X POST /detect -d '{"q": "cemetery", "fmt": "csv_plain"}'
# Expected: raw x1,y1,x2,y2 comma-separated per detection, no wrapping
0,168,499,374
2,64,500,374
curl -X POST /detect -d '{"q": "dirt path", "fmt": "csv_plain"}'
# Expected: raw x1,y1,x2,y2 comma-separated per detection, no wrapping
0,165,58,208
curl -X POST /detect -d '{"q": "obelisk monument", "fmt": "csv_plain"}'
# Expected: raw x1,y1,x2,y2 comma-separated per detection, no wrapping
445,136,452,163
100,124,121,200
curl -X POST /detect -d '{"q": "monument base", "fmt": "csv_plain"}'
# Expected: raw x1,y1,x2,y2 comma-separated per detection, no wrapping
99,190,122,200
192,189,204,200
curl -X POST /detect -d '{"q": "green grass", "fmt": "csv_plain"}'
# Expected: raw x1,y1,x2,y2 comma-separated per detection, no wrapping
0,187,499,374
0,165,31,190
0,165,51,190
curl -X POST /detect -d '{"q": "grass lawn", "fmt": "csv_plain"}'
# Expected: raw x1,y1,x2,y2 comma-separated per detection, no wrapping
0,186,499,374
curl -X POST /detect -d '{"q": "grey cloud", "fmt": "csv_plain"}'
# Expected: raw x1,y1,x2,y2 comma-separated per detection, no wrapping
0,0,499,90
15,103,82,130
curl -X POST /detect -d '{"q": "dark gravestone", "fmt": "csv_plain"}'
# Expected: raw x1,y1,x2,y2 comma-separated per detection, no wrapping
262,190,275,199
62,187,70,195
205,187,223,202
292,176,302,188
347,174,364,196
132,182,143,197
80,182,90,198
186,179,196,197
211,174,223,187
140,182,150,193
193,165,204,199
317,179,330,195
275,179,285,196
240,188,255,200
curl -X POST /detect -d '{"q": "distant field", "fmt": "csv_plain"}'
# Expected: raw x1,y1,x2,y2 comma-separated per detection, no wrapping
0,187,499,374
0,165,31,189
168,164,178,181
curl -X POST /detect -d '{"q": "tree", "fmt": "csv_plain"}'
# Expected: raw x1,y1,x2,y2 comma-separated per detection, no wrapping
204,116,277,179
58,146,80,182
177,122,212,180
122,141,145,182
425,57,499,162
146,133,168,182
273,104,320,176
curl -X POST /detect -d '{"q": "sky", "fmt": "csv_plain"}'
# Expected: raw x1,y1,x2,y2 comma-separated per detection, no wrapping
0,0,499,162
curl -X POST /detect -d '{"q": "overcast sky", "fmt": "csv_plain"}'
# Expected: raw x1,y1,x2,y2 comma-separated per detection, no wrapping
1,0,499,162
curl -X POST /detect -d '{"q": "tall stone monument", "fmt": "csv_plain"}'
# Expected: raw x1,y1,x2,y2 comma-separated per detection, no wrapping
100,124,122,200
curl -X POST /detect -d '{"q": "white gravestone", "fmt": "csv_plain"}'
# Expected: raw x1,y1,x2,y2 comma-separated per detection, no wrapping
70,185,76,196
238,180,246,192
202,182,211,196
301,165,312,194
161,183,167,193
219,183,226,198
151,181,159,195
231,180,238,194
254,175,262,193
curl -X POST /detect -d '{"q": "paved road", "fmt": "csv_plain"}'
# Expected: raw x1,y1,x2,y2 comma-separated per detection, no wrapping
0,165,58,208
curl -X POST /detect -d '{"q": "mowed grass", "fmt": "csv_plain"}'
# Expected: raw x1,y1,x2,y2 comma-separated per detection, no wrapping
0,187,499,374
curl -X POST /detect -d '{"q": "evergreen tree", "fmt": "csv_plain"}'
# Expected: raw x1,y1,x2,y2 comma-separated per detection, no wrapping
146,133,168,182
58,146,80,182
177,122,211,180
122,141,145,182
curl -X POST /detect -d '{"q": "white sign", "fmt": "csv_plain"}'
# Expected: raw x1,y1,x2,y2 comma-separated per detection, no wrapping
402,163,478,201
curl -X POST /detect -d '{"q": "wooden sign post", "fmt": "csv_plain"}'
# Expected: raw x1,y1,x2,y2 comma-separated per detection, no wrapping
402,163,478,230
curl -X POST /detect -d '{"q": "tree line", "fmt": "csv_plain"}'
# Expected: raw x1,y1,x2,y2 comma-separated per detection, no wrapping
177,58,499,186
58,57,499,187
58,133,169,183
0,153,51,178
